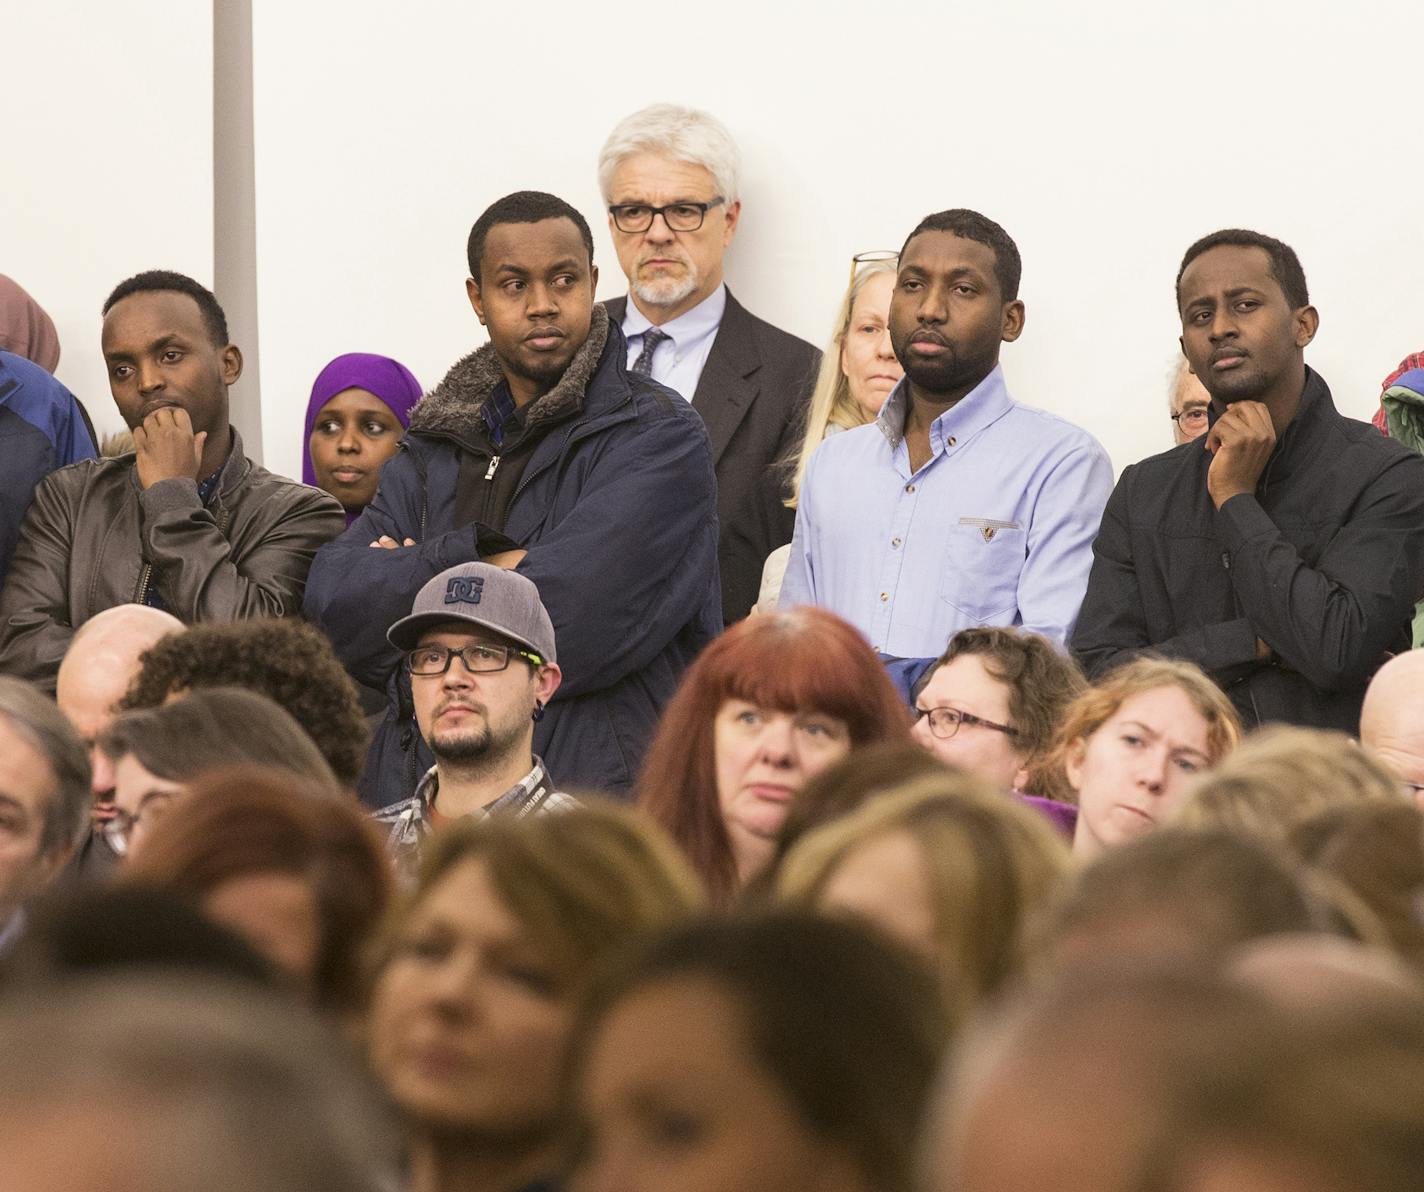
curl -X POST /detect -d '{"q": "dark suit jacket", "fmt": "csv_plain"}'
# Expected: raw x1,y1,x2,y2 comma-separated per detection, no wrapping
605,289,820,622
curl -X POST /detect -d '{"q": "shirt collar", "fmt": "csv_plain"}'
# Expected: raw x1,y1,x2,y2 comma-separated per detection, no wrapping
622,283,727,347
422,757,550,819
876,363,1013,448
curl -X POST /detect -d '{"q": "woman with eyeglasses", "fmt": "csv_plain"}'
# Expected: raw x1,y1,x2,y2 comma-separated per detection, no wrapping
97,687,336,860
747,253,903,612
1044,657,1242,860
636,607,910,904
910,627,1085,835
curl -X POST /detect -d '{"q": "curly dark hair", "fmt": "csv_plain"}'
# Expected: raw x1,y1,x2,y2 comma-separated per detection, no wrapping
119,619,367,789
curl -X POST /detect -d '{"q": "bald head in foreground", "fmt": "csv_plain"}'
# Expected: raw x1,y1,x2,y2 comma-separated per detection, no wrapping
55,604,183,794
1360,649,1424,807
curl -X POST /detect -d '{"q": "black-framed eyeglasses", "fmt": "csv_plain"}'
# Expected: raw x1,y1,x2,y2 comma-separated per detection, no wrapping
1171,407,1210,427
913,706,1018,741
101,790,178,858
407,642,545,677
609,199,725,234
849,250,899,288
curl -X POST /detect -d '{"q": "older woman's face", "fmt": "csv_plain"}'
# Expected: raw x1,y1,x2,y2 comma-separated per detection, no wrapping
1068,686,1213,860
367,856,572,1134
713,699,851,883
839,270,902,422
572,975,869,1192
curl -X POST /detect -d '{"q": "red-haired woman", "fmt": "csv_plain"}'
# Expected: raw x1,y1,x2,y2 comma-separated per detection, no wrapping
637,608,911,902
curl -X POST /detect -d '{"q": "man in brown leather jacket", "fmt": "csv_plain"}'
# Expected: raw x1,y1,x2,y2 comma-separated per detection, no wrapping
0,271,344,690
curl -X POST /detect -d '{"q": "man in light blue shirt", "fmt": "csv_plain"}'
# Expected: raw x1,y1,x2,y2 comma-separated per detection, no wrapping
780,209,1112,657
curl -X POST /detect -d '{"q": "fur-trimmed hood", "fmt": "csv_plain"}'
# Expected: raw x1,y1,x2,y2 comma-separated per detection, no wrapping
407,305,611,440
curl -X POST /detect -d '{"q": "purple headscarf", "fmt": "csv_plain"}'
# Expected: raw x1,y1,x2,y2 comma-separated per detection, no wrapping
303,352,424,491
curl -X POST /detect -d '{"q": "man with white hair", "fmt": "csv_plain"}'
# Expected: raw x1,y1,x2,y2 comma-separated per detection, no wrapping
599,103,821,622
1359,649,1424,806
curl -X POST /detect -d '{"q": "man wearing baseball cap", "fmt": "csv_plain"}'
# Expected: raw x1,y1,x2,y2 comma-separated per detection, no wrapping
374,561,575,871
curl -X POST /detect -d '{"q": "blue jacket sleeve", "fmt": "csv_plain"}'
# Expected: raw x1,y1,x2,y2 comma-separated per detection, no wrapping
516,407,719,699
879,654,935,706
303,449,482,688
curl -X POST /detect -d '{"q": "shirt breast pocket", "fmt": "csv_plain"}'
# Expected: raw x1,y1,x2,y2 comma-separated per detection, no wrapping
940,519,1027,622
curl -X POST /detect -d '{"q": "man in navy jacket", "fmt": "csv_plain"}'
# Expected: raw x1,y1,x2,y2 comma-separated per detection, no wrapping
305,191,721,805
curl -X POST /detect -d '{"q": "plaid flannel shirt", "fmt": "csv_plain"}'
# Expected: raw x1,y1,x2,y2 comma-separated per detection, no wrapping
372,756,576,881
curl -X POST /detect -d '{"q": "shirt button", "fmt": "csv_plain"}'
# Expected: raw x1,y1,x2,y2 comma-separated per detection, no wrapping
906,484,916,494
891,537,902,548
879,592,889,602
948,436,957,447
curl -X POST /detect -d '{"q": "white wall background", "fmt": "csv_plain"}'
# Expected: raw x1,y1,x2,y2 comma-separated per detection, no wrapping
10,1,1423,478
2,2,213,441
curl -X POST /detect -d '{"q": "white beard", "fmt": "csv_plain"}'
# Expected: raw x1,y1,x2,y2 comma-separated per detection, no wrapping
631,261,701,310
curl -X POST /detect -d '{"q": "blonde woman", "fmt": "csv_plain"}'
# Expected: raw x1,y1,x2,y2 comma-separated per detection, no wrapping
754,256,901,611
777,775,1070,1020
1174,724,1403,842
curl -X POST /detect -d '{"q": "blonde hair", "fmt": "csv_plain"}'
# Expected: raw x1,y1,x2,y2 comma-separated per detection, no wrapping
1045,657,1242,803
777,775,1070,1020
1175,725,1402,842
784,258,899,509
372,805,704,993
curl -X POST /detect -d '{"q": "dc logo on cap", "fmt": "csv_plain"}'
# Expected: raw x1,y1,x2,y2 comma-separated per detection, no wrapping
445,576,484,605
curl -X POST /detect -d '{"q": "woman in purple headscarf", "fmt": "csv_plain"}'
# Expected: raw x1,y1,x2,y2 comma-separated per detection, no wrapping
304,353,423,524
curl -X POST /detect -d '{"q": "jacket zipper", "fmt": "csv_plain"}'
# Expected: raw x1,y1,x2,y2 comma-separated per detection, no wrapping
133,498,234,606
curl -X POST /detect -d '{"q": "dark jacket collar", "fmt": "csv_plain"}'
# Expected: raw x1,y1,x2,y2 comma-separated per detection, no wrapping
409,306,612,443
1259,366,1336,484
1202,366,1336,484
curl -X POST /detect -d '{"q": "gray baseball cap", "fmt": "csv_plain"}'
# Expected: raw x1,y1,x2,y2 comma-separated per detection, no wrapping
387,562,557,665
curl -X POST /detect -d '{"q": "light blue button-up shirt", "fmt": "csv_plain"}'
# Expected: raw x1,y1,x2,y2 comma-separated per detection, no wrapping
621,284,727,401
779,365,1113,657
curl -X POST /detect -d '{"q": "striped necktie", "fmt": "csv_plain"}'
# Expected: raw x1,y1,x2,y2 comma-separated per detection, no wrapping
631,327,670,377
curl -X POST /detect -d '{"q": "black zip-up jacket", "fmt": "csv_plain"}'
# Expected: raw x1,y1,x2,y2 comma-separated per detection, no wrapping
1072,367,1424,731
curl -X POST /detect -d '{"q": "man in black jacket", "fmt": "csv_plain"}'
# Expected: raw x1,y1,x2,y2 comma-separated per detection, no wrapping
598,104,820,622
1072,229,1424,731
